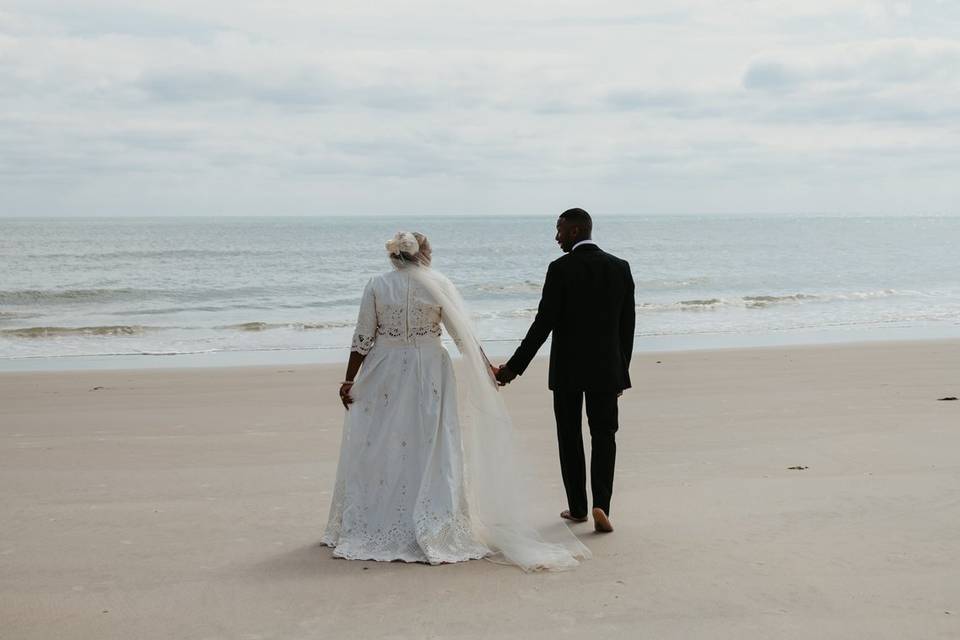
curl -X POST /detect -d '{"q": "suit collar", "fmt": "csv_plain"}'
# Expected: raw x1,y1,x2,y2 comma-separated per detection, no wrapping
572,240,600,252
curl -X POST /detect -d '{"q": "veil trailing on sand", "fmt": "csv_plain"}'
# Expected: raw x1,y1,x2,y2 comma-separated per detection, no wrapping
405,262,591,571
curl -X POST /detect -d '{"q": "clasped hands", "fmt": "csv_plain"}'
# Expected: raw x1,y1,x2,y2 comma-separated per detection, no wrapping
345,364,516,409
492,364,517,387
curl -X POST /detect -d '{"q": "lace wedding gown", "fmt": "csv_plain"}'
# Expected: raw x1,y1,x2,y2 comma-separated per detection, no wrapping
321,268,491,564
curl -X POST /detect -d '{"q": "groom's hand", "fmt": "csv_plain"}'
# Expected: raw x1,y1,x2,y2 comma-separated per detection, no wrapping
495,365,517,386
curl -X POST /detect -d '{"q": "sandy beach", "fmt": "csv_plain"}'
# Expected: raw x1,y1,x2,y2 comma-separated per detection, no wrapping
2,339,959,639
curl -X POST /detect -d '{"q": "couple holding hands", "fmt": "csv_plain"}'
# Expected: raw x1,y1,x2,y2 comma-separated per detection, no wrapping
323,208,635,571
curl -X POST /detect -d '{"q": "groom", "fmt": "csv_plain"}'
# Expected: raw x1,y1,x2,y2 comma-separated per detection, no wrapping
496,208,635,533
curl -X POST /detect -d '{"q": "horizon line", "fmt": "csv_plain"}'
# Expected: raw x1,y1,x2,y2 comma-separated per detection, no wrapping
1,212,958,219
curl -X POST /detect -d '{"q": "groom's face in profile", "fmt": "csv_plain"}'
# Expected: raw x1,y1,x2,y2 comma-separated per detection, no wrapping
555,217,581,253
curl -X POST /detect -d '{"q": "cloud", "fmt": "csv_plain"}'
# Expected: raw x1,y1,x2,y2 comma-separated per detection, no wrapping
744,38,960,90
743,62,799,90
135,67,442,111
739,39,960,125
20,4,224,41
0,2,958,216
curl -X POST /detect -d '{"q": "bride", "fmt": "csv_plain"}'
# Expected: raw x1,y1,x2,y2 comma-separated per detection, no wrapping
321,231,589,570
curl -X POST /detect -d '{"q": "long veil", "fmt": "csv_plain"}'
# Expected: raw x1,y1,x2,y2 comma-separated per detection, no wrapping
407,264,591,571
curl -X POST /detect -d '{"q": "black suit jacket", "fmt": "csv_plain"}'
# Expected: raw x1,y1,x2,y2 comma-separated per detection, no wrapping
507,243,635,392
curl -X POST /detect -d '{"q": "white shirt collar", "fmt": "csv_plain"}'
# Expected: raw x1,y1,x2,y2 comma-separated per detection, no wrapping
572,239,597,251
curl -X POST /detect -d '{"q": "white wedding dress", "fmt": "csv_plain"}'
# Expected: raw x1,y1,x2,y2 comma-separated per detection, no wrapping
322,261,589,570
321,268,491,563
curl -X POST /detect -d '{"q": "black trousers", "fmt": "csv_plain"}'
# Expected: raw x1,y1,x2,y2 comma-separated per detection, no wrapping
552,390,619,517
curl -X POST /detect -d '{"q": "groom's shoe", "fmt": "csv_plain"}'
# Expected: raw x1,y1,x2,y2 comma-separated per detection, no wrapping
592,508,614,533
560,510,588,523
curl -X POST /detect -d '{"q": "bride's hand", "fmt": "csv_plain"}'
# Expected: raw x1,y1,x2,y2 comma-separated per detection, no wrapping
488,364,500,390
339,382,354,410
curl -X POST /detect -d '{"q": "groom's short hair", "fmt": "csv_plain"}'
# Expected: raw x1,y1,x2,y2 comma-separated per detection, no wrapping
559,208,592,235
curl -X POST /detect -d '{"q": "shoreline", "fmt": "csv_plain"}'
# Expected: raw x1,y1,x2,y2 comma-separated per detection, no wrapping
3,325,959,373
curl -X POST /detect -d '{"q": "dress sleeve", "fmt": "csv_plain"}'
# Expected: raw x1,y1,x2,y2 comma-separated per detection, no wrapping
350,278,377,355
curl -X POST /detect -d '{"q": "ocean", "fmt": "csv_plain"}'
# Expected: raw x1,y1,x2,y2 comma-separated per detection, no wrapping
2,216,959,371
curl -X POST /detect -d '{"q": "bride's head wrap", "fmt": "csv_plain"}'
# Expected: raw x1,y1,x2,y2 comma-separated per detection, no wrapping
386,231,431,267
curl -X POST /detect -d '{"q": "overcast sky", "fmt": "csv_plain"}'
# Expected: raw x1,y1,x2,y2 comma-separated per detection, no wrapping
2,1,958,216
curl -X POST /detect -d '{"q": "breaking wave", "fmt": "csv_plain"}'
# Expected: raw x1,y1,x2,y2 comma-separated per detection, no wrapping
0,320,357,339
2,325,150,338
635,276,712,290
0,288,150,305
0,285,314,306
469,276,711,294
638,289,904,312
465,290,908,320
222,321,354,332
468,281,544,295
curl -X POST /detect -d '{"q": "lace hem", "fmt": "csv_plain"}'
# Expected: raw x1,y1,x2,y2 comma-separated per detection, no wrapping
322,512,491,565
351,333,376,355
321,539,488,565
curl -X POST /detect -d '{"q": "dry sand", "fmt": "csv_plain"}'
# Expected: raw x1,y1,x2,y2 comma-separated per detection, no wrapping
2,340,959,639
